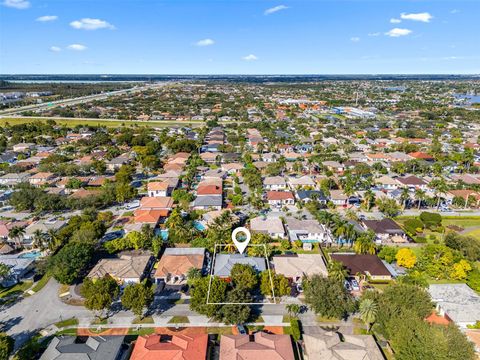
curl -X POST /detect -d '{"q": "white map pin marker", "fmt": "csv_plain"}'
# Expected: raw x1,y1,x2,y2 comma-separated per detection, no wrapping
231,227,251,254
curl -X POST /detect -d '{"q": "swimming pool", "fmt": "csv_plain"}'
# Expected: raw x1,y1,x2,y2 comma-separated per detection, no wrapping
18,251,42,259
193,221,206,231
160,230,169,241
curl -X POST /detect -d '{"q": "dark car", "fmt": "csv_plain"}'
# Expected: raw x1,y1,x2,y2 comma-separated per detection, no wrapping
236,324,247,335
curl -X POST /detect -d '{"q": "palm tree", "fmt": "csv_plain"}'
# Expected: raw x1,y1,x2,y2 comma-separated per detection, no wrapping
32,229,46,250
286,304,301,319
430,178,448,210
414,188,426,210
362,189,375,212
353,232,376,255
8,226,25,248
400,187,410,210
358,298,378,332
328,260,349,283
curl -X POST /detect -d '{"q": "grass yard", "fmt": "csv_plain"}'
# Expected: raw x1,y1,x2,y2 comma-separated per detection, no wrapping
0,117,237,128
206,327,233,335
127,327,155,336
168,316,190,324
461,228,480,240
55,317,79,328
0,280,32,299
31,274,51,293
132,316,154,324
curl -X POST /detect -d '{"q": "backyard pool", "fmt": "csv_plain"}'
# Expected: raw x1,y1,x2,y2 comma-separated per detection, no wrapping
193,221,206,231
18,251,42,259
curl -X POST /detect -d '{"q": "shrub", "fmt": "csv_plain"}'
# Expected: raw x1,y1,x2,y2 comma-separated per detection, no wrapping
414,236,427,243
290,319,301,341
419,212,442,229
404,218,424,234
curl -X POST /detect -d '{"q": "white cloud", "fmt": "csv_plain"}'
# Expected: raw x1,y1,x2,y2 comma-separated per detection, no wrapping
242,54,258,61
70,18,115,30
195,38,215,47
368,32,381,37
2,0,30,9
390,18,401,24
67,44,87,51
450,9,460,14
350,37,360,42
264,5,288,15
49,46,61,52
36,15,58,22
400,12,433,23
385,28,412,37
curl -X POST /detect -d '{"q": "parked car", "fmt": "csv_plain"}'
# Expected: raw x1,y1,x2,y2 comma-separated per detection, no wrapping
296,284,304,293
344,280,352,291
236,324,247,335
351,279,360,291
101,230,124,242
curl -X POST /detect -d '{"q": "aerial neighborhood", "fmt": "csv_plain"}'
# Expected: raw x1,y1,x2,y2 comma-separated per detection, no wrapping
0,79,480,360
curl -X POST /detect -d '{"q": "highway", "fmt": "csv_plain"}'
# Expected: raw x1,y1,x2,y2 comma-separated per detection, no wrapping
0,82,168,116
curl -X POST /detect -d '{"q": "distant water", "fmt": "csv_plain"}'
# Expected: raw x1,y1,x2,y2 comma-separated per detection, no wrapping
454,93,480,104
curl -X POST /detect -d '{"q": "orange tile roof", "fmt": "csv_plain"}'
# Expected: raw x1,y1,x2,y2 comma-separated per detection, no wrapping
147,181,169,191
134,209,169,224
425,311,451,326
154,253,205,278
140,196,174,209
266,191,294,201
197,184,222,196
130,334,208,360
220,332,294,360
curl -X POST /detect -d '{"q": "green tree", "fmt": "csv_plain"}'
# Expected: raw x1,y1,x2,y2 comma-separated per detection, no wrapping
353,232,376,255
358,298,378,332
260,270,291,297
376,197,401,218
0,333,14,360
81,276,120,320
190,276,227,319
230,264,257,291
49,241,94,284
121,280,154,319
327,260,348,283
286,304,301,319
219,289,251,324
303,275,355,319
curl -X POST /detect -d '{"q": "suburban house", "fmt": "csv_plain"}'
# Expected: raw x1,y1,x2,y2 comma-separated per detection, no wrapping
220,333,294,360
23,219,67,248
428,284,480,328
147,181,171,197
0,172,31,187
284,217,334,244
396,175,428,190
87,252,153,285
154,247,205,285
266,191,295,207
375,175,399,190
264,176,287,191
28,172,56,186
329,190,348,206
214,254,266,278
296,190,327,204
193,179,223,210
362,218,407,244
130,334,208,360
288,175,316,189
106,156,130,172
250,216,286,239
40,336,127,360
302,331,384,360
273,254,328,283
0,255,35,287
330,254,393,281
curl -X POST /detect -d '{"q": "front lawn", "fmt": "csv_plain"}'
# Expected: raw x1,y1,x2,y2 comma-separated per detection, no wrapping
0,280,32,299
168,316,189,324
55,317,78,328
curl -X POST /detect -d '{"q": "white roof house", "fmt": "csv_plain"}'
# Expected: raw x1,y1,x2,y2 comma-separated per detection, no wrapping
428,283,480,328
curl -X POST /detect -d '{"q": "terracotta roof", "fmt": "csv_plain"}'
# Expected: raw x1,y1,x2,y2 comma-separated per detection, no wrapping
140,196,174,209
147,181,169,191
197,184,222,196
155,252,205,278
219,332,294,360
134,209,169,224
131,334,208,360
266,191,294,201
408,152,434,160
425,311,451,326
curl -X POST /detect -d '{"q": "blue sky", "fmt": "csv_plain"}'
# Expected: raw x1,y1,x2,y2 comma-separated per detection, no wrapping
1,0,479,74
